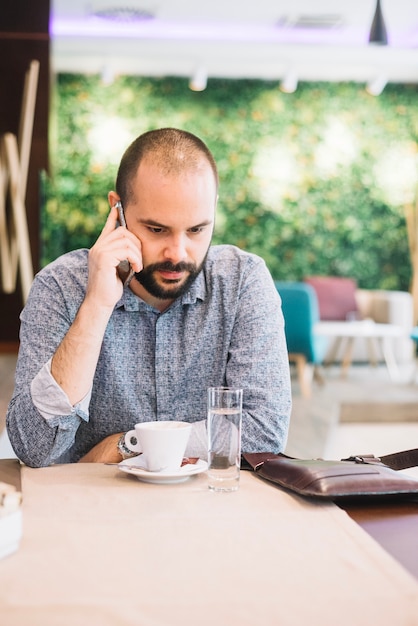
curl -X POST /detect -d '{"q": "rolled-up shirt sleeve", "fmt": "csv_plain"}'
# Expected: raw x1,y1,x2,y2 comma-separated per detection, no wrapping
6,251,94,467
31,358,91,425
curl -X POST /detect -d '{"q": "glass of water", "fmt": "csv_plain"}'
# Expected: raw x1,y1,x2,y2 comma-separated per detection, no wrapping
207,387,243,492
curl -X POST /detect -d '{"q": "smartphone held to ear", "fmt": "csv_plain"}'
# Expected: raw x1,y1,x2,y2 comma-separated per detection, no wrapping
114,202,135,287
115,201,127,228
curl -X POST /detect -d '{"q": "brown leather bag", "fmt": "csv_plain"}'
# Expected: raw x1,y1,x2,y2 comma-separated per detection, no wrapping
241,449,418,501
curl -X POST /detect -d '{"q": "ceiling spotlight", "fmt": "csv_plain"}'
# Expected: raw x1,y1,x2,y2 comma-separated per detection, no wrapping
366,74,387,96
189,67,208,92
280,70,298,94
369,0,388,45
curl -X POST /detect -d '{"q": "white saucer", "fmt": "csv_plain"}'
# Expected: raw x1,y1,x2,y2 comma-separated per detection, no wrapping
118,457,208,484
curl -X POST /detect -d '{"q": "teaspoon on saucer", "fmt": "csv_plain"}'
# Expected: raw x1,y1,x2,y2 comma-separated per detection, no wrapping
104,462,167,472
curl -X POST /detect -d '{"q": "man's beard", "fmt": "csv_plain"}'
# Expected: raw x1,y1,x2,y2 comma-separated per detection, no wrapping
133,255,207,301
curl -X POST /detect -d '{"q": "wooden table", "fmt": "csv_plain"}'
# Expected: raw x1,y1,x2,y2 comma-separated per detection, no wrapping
0,461,417,626
342,498,418,580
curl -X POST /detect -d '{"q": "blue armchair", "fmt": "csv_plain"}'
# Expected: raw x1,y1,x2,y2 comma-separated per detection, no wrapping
275,281,329,396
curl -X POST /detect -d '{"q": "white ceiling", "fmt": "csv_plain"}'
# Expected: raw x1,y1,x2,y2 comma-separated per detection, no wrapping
51,0,418,85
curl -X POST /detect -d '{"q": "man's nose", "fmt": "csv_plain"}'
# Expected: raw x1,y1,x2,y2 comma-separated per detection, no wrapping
163,234,188,264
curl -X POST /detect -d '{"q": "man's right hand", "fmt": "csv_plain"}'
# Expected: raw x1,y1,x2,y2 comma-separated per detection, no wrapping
86,204,143,310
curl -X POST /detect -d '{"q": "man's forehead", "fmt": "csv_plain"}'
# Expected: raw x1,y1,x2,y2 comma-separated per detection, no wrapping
135,154,216,184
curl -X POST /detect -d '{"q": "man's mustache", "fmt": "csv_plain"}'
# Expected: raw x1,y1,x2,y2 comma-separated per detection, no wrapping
139,261,197,274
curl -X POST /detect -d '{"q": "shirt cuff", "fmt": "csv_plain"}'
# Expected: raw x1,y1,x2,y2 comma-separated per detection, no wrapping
31,358,92,422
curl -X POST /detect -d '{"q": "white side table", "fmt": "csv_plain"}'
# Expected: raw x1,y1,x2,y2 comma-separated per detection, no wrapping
314,320,406,380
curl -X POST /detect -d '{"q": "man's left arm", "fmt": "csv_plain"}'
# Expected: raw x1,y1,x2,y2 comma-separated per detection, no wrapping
226,260,292,454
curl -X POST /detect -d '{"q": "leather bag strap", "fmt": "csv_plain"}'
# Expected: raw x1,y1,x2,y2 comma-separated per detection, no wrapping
371,449,418,470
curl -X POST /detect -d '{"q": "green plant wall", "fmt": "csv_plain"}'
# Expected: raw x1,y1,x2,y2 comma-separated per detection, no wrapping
43,75,418,291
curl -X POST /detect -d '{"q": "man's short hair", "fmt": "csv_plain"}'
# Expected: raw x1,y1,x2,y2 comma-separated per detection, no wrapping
116,128,218,206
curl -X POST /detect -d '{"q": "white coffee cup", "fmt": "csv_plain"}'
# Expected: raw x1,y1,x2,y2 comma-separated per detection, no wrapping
124,421,192,472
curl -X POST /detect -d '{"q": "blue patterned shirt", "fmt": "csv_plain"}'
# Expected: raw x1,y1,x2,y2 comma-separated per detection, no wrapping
7,245,291,467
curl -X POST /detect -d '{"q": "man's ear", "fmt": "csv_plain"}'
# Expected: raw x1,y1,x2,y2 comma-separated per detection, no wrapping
108,191,120,208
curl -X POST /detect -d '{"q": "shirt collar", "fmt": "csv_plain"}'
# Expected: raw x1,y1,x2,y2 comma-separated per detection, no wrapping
179,269,207,305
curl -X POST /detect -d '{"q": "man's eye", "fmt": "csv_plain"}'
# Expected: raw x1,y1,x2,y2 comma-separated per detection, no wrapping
189,227,204,234
147,227,164,234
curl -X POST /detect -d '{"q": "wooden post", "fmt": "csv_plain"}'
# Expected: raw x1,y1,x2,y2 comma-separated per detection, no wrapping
0,0,49,343
405,190,418,326
0,60,38,303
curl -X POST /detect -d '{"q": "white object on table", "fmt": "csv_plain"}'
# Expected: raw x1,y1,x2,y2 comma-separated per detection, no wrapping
0,480,22,560
0,510,22,560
